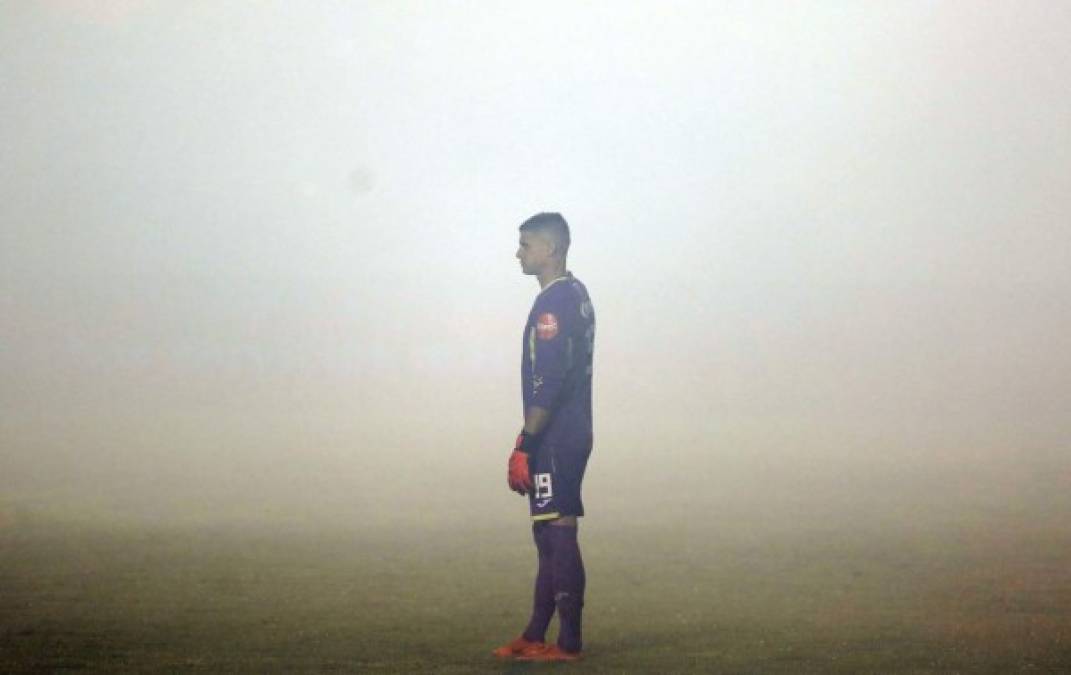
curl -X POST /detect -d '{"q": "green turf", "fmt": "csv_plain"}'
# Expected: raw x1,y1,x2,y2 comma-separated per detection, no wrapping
2,492,1070,674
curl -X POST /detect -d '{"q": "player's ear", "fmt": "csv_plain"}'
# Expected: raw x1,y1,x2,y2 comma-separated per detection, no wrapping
546,234,562,258
534,232,552,256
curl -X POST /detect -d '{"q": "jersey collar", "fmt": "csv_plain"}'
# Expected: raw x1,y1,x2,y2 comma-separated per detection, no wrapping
538,272,572,296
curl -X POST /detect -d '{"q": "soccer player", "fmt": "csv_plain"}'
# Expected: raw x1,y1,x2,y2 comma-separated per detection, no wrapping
493,212,595,662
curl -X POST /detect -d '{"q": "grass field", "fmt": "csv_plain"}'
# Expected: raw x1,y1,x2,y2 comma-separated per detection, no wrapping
3,454,1070,673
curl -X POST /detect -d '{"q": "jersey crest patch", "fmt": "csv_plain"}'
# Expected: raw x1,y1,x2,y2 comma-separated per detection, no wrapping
536,313,559,340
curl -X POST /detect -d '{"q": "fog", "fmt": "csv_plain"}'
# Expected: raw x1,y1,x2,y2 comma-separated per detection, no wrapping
2,1,1069,534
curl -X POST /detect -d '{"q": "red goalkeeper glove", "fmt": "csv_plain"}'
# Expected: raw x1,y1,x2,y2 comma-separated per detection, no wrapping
507,431,534,495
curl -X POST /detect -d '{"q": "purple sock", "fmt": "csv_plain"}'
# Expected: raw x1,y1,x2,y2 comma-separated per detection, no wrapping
522,523,556,643
548,524,585,653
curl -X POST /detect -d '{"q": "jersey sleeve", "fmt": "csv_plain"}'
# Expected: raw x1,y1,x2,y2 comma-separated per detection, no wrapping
528,293,574,411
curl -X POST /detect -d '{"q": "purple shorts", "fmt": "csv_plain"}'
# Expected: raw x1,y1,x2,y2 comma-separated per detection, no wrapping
527,441,591,521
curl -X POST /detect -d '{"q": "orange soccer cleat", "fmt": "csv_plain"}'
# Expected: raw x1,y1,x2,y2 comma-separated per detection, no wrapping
515,643,583,662
491,636,545,658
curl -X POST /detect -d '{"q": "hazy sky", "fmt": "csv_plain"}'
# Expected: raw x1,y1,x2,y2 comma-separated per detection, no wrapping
2,1,1068,527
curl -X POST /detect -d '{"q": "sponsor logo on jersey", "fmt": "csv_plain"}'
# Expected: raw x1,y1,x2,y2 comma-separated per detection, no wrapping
536,313,559,340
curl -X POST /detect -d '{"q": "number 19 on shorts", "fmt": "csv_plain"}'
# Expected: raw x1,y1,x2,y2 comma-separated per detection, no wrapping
534,473,553,499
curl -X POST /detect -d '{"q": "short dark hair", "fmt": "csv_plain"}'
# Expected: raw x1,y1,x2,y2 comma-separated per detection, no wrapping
519,212,570,257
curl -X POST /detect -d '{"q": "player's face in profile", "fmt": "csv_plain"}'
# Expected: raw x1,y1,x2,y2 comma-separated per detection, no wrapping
516,231,551,275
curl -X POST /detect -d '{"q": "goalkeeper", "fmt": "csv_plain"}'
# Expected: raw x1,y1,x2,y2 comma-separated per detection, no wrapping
495,212,595,662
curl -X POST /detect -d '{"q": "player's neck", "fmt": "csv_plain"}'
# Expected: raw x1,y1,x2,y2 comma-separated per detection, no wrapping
537,263,568,290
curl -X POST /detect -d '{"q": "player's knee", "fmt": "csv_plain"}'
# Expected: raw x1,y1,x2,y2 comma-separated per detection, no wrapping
555,590,584,610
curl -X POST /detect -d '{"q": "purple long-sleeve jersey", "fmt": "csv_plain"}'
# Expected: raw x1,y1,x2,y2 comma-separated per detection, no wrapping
521,272,595,451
